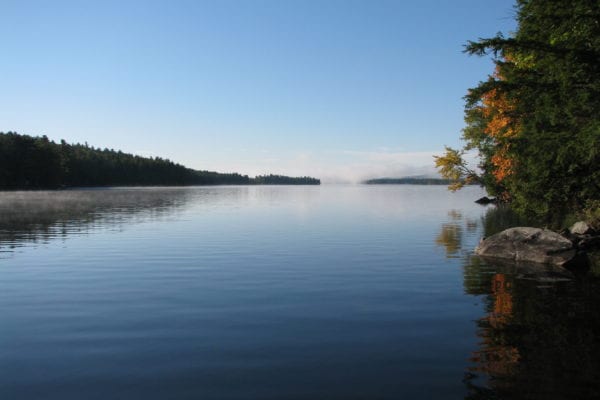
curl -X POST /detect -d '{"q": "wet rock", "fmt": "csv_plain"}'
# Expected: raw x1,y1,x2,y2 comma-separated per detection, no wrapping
475,227,580,268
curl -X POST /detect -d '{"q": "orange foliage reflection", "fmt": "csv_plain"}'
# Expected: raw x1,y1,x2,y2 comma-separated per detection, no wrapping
488,274,513,328
470,274,520,381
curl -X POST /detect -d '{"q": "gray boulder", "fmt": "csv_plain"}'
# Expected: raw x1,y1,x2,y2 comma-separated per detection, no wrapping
570,221,595,235
475,227,578,267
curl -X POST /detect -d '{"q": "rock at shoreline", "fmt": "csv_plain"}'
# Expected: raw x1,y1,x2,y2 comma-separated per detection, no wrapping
564,221,600,250
570,221,595,235
475,227,579,268
474,196,497,205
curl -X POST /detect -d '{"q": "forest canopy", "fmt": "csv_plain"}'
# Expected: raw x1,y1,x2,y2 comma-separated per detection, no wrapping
0,132,320,188
435,0,600,218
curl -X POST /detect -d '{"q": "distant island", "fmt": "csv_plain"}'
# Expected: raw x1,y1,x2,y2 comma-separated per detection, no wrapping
252,174,320,185
363,177,456,185
0,132,320,189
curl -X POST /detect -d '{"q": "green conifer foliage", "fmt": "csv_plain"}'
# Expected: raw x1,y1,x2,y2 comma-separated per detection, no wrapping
438,0,600,217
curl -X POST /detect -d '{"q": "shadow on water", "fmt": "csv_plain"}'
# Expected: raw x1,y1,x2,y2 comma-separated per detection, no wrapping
480,204,534,236
453,206,600,400
0,188,196,256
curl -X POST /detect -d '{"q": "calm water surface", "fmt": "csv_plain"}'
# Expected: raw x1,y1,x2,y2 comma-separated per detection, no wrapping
1,185,599,399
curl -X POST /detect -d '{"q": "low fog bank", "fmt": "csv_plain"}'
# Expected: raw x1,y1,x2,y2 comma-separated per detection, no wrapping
0,188,195,253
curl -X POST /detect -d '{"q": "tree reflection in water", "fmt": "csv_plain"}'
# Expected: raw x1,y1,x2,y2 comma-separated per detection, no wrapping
459,207,600,400
435,210,479,258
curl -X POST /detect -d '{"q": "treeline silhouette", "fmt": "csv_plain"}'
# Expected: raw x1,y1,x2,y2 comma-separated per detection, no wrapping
0,132,319,188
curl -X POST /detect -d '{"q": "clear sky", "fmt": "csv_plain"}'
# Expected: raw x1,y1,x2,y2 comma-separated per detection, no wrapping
1,0,516,182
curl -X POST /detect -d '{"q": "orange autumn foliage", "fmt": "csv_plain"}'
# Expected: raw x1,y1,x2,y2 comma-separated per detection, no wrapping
480,86,520,184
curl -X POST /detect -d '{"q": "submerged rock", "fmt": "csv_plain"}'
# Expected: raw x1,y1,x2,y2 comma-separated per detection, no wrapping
483,257,576,281
475,227,580,268
577,236,600,250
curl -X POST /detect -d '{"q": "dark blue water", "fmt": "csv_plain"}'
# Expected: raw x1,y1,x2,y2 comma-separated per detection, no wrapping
1,186,599,399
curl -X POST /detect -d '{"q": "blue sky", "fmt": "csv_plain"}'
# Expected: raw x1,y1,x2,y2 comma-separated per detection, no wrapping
1,0,516,182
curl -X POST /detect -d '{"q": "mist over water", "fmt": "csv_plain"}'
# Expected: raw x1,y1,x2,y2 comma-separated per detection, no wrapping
1,185,599,399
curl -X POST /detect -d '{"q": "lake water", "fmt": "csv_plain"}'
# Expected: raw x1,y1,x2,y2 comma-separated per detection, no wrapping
1,185,599,399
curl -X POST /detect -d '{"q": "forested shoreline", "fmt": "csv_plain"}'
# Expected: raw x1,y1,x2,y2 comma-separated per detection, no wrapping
0,132,320,189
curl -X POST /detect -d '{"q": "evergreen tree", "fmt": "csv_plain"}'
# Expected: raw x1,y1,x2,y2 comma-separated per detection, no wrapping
436,0,600,217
